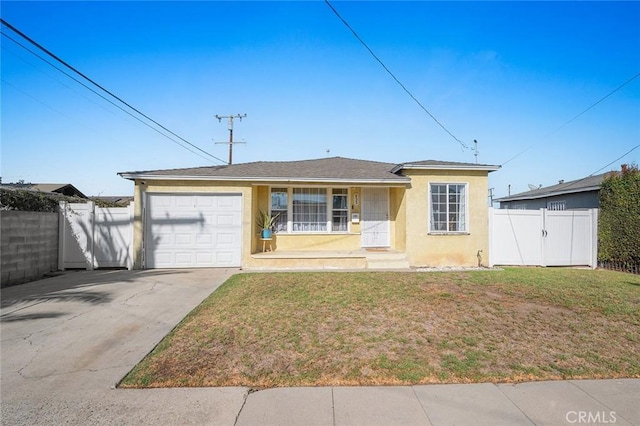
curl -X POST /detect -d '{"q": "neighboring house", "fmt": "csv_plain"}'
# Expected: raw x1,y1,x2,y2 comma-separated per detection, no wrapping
497,173,608,211
90,196,134,206
0,183,87,199
118,157,499,270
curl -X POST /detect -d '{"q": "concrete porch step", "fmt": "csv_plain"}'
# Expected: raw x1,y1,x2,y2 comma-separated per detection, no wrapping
365,251,411,270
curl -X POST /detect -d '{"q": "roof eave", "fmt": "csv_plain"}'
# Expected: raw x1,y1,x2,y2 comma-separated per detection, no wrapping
391,164,501,173
118,173,410,185
497,186,600,202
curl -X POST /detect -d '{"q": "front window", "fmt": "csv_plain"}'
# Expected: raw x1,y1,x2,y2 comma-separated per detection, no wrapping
332,188,349,232
270,187,288,232
292,188,327,232
430,183,467,233
270,187,350,233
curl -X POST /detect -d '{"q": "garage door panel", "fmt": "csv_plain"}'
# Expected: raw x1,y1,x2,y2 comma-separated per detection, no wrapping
216,232,237,246
215,251,237,265
145,193,242,268
196,233,214,245
175,252,194,266
196,252,214,264
174,233,194,245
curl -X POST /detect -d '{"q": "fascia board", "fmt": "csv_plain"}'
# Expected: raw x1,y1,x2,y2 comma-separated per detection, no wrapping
391,164,501,173
496,186,600,202
118,173,410,186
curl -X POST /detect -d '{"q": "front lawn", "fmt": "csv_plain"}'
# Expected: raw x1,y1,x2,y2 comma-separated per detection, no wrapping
120,268,640,388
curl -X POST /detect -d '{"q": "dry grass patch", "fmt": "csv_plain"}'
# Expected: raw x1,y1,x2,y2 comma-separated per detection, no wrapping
120,268,640,388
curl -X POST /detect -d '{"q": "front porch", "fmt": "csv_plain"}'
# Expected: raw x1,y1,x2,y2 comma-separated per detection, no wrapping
248,249,410,270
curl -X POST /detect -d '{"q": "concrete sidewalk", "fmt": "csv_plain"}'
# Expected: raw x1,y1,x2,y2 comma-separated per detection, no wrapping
1,270,638,425
236,379,638,425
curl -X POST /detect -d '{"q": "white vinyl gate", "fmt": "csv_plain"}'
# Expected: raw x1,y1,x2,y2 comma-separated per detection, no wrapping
489,207,598,268
59,201,133,270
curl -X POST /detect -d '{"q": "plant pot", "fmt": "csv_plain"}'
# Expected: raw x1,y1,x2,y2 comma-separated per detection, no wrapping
261,229,272,239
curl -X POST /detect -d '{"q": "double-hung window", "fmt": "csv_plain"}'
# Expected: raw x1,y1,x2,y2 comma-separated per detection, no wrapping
270,187,288,232
430,183,467,233
332,189,348,232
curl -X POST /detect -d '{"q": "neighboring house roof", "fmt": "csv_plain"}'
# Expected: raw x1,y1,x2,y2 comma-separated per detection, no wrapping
496,173,609,203
119,157,500,184
0,183,87,198
90,196,134,205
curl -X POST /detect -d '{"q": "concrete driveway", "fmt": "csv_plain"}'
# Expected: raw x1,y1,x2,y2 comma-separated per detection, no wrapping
1,269,247,425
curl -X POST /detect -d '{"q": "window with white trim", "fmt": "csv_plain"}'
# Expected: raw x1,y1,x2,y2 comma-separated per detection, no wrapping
430,183,467,233
547,200,566,211
332,188,349,232
270,187,350,233
270,187,288,232
292,188,327,232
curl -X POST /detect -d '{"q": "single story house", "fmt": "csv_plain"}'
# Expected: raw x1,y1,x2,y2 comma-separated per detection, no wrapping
118,157,500,270
497,173,608,211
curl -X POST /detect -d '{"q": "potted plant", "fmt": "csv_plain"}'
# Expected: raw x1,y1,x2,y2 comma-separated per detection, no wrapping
256,210,279,238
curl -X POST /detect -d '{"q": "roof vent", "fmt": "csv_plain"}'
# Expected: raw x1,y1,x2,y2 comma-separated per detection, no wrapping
558,180,564,184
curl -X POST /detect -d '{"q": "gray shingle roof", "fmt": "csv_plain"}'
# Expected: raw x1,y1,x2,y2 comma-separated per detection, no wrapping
496,173,609,202
119,157,409,183
118,157,500,183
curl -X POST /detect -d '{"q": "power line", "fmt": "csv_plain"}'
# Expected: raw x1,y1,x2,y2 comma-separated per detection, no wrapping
324,0,469,150
549,71,640,136
1,18,226,164
501,71,640,167
590,144,639,176
1,31,215,163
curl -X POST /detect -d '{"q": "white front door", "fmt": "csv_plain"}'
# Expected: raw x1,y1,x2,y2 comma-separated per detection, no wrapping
361,187,390,248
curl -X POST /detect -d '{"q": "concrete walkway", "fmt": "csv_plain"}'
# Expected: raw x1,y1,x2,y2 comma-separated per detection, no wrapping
1,270,638,425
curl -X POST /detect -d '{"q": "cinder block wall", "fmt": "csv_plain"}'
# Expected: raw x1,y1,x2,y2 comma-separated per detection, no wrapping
1,211,59,287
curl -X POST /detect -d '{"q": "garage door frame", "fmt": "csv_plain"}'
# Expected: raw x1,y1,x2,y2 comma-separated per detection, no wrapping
143,192,243,269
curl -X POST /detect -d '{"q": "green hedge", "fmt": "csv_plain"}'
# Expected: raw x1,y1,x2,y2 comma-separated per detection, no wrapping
598,165,640,270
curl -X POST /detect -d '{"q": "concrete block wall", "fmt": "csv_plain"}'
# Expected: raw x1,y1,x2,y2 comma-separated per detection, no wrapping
1,211,59,287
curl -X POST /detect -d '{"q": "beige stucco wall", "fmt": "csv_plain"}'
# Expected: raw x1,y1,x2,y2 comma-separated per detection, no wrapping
131,171,491,269
402,169,490,267
249,185,365,257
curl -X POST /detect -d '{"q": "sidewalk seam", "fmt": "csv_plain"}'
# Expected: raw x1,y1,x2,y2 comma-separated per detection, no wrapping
495,383,536,425
411,386,435,426
568,380,633,425
331,387,336,426
233,388,250,426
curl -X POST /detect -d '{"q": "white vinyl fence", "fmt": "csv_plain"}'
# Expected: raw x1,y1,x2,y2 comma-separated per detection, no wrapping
489,208,598,268
59,201,134,270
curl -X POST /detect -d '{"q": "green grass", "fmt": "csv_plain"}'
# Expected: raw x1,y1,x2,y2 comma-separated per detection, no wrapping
120,268,640,388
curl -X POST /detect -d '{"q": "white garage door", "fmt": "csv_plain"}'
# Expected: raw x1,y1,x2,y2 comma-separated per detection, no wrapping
145,193,242,268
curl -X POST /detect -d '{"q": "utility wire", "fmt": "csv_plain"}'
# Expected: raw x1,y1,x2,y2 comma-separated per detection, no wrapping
500,71,640,167
590,144,639,176
1,31,215,163
503,144,640,198
550,71,640,135
1,19,226,164
324,0,469,150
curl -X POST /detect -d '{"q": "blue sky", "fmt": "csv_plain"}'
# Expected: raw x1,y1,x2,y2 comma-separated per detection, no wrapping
2,1,639,199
